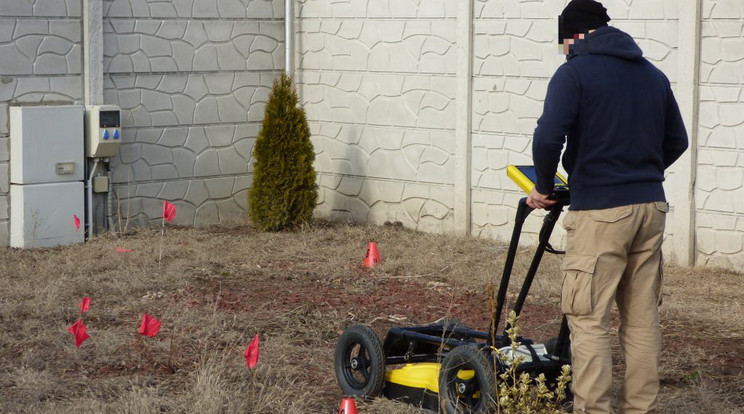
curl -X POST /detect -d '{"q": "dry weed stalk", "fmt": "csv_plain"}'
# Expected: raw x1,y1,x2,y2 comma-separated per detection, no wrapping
436,289,461,410
486,282,498,345
113,168,133,237
494,311,571,414
487,281,571,413
158,216,165,265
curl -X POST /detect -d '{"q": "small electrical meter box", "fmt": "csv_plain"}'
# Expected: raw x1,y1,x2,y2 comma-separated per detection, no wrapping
85,105,122,158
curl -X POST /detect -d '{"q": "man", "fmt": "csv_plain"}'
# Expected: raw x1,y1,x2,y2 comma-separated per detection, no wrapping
526,1,688,413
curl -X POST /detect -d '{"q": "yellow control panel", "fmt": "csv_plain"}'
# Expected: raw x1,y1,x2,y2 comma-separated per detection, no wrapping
507,165,568,195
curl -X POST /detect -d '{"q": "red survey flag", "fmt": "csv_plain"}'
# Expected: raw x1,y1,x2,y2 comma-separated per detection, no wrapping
67,318,90,348
79,297,90,314
244,334,260,368
115,247,133,253
139,313,161,337
162,201,176,223
73,214,81,232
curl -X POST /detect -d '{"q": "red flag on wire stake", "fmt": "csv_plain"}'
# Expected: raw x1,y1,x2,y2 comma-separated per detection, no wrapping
79,297,90,314
139,313,161,337
115,247,133,253
244,334,260,368
67,318,90,348
73,214,81,232
162,201,176,223
158,201,176,264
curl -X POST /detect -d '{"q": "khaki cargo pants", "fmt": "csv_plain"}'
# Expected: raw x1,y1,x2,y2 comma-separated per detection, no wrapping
561,202,667,414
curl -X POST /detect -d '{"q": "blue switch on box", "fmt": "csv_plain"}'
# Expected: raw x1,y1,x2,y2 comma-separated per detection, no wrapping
103,130,109,139
114,130,120,139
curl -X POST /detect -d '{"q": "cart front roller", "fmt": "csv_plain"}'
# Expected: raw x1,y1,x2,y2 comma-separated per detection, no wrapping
334,324,386,398
438,345,496,414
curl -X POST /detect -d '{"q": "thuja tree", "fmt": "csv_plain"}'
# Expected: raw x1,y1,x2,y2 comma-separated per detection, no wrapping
248,73,317,231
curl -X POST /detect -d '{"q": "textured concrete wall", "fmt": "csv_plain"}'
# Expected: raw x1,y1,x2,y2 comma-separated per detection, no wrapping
471,1,564,244
471,1,680,247
295,0,692,252
0,1,84,246
696,0,744,267
102,0,283,227
3,0,742,269
296,0,458,233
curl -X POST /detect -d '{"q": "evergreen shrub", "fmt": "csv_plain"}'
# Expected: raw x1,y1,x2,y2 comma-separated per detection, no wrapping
248,73,317,231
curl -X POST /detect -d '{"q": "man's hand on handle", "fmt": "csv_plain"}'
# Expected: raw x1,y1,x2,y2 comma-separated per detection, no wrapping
527,187,557,210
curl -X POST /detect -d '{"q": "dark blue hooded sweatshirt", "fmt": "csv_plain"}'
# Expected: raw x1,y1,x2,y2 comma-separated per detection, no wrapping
533,26,688,210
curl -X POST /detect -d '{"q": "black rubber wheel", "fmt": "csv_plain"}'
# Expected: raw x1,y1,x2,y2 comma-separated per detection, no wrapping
334,324,385,398
439,345,496,414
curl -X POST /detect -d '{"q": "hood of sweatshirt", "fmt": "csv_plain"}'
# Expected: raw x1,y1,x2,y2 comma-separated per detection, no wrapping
567,25,643,61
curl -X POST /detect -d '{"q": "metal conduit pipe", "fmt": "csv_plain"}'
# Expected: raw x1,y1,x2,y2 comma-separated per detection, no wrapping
285,0,293,75
107,162,114,234
87,158,100,239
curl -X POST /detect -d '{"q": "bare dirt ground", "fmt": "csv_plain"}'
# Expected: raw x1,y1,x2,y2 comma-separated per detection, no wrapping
0,221,742,413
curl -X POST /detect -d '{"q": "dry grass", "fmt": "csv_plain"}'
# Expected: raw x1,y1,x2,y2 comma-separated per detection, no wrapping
0,221,742,413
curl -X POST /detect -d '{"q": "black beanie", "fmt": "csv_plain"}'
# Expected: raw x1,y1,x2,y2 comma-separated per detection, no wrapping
558,0,611,43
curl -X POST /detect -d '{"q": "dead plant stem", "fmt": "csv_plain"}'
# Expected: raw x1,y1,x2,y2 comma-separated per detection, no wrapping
158,217,164,265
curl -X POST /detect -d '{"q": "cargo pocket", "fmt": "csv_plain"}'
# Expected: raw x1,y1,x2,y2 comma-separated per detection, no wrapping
562,211,576,232
588,205,632,223
655,253,664,306
654,201,669,214
560,255,598,316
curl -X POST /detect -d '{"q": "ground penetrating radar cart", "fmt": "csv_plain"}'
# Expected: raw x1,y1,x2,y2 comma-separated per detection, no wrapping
334,166,573,413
